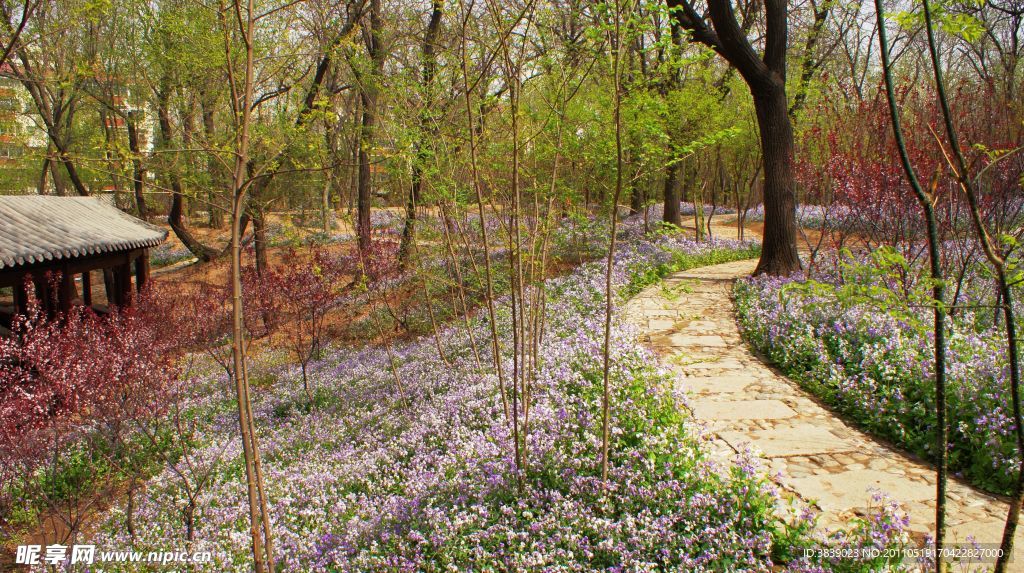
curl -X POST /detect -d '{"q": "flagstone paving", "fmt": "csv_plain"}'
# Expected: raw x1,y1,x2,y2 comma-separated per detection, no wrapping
623,257,1024,570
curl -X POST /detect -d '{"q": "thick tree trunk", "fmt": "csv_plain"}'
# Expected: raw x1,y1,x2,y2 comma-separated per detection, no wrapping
253,209,269,274
157,86,218,261
58,149,90,197
399,0,444,267
49,157,66,196
357,104,373,253
629,180,643,214
356,0,382,255
667,0,801,275
663,162,681,226
169,191,217,262
752,83,801,276
201,97,225,229
126,110,148,220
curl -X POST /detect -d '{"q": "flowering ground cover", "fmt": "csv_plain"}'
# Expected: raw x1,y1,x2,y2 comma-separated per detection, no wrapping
738,204,838,230
633,203,737,226
150,243,196,268
735,249,1021,495
79,225,913,572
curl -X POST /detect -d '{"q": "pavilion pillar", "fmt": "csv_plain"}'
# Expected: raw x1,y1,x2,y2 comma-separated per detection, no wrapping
34,275,55,319
58,266,74,315
82,271,92,306
135,253,149,293
118,261,133,307
112,268,123,308
103,268,116,306
12,274,28,317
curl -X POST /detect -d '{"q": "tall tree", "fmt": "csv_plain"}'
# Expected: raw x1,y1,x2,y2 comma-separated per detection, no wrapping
601,0,630,483
146,0,222,259
788,0,831,117
873,0,949,567
2,0,91,196
398,0,444,266
355,0,384,254
0,0,36,69
220,0,274,568
155,79,219,261
667,0,801,275
662,6,684,226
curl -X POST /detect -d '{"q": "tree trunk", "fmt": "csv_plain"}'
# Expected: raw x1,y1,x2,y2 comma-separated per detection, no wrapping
169,192,216,261
157,86,218,261
629,180,643,214
49,155,67,196
253,209,269,274
58,149,90,197
399,0,443,267
751,83,801,276
601,0,627,483
399,162,421,265
37,154,50,195
357,104,373,253
788,2,829,118
99,109,123,202
47,111,88,196
663,163,681,226
327,110,348,226
348,106,359,216
356,0,383,255
201,98,225,229
126,110,148,220
319,92,337,235
667,0,801,275
321,174,334,234
225,1,273,569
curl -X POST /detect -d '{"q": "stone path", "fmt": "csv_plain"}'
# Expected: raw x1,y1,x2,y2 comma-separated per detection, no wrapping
623,257,1023,570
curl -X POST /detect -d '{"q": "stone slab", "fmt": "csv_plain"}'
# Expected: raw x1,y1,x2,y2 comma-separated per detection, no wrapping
679,320,720,331
668,334,729,348
648,319,676,331
635,309,679,317
943,517,1024,552
684,359,746,370
685,374,753,394
718,424,860,457
785,469,934,512
691,399,796,420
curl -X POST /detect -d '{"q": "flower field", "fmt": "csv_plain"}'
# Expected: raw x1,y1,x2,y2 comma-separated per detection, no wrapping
738,204,836,230
2,0,1021,566
735,249,1022,494
91,227,776,571
78,226,907,572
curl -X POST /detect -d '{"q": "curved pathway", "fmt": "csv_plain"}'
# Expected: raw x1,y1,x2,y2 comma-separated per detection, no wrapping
623,257,1023,570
